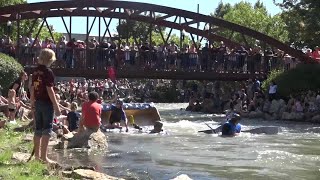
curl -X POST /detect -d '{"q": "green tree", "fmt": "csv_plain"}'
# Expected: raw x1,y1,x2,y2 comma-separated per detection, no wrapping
262,64,320,98
274,0,320,48
212,1,231,18
117,19,164,43
0,0,24,7
213,1,289,47
254,0,265,9
0,0,62,42
117,19,190,46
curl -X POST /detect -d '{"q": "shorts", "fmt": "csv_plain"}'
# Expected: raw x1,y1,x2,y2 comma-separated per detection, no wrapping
109,118,121,125
34,101,54,136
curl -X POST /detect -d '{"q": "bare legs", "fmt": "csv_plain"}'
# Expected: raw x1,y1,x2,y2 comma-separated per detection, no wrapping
33,135,41,160
33,135,56,164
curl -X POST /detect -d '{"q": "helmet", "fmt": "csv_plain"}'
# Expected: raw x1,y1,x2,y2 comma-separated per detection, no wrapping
231,113,241,121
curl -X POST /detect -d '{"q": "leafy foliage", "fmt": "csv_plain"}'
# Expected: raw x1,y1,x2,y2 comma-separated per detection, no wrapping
0,53,23,94
212,1,289,47
117,19,190,46
213,1,231,18
0,0,25,7
150,86,180,103
274,0,320,49
261,69,284,93
262,64,320,98
0,0,62,42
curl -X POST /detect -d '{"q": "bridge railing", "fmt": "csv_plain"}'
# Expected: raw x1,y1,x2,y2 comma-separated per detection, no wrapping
15,46,298,74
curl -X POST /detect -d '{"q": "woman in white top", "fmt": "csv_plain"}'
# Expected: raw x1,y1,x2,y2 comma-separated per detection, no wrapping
268,81,277,101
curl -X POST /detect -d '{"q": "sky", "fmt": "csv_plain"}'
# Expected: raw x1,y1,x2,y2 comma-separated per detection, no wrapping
26,0,282,37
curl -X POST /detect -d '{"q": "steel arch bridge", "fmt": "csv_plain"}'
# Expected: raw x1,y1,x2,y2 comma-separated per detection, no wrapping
0,0,309,80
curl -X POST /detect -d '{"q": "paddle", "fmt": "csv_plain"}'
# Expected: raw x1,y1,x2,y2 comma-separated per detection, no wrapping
205,123,216,134
198,123,218,134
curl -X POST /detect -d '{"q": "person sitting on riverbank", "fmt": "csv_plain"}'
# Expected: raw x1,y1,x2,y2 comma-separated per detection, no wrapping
105,100,129,132
221,113,242,136
66,102,80,132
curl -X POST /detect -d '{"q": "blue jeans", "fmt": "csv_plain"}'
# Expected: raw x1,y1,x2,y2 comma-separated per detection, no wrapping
34,101,54,137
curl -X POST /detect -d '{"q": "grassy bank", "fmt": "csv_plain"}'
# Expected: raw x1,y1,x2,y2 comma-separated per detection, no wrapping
0,121,61,180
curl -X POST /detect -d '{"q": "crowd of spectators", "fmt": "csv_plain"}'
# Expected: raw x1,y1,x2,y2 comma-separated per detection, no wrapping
1,35,310,73
185,78,320,121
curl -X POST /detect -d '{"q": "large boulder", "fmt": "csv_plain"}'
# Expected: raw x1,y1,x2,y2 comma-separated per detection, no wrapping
248,110,264,119
12,152,30,163
63,169,124,180
282,112,294,120
311,115,320,123
277,106,287,119
269,100,282,114
66,129,107,149
282,112,304,121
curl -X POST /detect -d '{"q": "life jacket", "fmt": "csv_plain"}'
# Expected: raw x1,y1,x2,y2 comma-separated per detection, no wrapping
221,121,241,136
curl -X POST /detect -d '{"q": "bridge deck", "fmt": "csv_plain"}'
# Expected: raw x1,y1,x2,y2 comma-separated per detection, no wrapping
25,67,267,81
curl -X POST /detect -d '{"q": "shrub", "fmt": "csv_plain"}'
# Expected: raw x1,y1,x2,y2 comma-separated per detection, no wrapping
151,86,180,103
262,64,320,98
0,53,23,95
261,69,284,93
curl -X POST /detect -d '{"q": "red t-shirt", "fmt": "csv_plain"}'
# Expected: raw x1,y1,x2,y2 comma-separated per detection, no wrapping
82,101,101,128
32,65,55,103
312,50,320,61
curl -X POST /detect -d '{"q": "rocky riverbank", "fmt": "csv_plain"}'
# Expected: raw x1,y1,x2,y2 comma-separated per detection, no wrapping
0,119,122,180
1,119,194,180
242,99,320,123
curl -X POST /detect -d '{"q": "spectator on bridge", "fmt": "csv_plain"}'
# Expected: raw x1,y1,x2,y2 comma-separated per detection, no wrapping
237,46,248,72
56,36,67,68
264,47,274,72
312,46,320,62
66,38,76,68
216,41,226,72
201,43,210,71
189,43,198,71
168,41,178,70
41,37,49,48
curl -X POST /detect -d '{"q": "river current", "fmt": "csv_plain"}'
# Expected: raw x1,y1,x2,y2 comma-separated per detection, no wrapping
54,103,320,180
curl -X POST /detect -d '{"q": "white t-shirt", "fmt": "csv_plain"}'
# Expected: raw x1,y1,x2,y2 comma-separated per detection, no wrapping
269,85,277,94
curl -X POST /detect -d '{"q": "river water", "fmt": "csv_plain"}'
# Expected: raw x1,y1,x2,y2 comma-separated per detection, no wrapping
54,103,320,180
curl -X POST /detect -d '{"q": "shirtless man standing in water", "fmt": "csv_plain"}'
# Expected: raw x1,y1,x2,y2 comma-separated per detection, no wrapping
106,100,129,132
